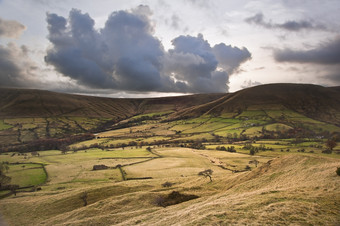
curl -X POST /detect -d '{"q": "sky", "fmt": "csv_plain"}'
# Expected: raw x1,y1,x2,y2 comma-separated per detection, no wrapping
0,0,339,98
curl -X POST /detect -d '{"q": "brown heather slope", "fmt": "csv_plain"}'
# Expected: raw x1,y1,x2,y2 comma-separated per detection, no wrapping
0,88,224,119
173,83,340,125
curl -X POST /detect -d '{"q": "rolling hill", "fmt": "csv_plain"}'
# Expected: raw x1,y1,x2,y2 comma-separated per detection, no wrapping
172,83,340,126
0,88,224,119
2,84,340,123
1,84,340,225
1,83,339,146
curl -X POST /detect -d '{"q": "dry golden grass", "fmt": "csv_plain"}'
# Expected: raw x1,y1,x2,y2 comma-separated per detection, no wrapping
1,150,339,225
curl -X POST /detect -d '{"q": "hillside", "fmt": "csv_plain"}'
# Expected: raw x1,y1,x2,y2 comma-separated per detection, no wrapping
0,152,339,225
1,84,340,146
172,84,340,126
1,84,340,225
2,84,340,125
0,88,224,119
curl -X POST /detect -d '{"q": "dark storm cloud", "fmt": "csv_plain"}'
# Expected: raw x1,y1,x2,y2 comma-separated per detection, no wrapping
245,12,327,32
274,37,340,64
45,7,164,91
213,43,251,74
45,7,251,93
326,73,340,83
0,43,37,87
0,16,26,38
164,34,251,93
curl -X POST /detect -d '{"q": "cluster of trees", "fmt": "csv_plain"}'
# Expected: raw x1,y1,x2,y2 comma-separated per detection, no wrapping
321,137,338,154
215,146,236,152
243,143,271,155
186,141,206,150
0,134,95,153
67,138,213,153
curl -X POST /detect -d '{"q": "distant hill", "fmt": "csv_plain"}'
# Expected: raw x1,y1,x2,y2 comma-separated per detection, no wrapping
0,88,224,119
172,84,340,126
1,83,340,125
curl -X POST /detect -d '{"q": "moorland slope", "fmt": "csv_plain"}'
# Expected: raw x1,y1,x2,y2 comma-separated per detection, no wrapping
173,84,340,125
0,88,224,119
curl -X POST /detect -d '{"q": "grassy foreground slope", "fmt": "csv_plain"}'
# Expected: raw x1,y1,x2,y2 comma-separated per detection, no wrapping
0,151,339,225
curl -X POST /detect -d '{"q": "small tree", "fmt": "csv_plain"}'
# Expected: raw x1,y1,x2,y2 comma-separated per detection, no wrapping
249,149,255,155
198,169,213,182
326,139,337,151
249,159,259,167
336,167,340,176
220,146,227,151
80,191,88,206
60,145,68,154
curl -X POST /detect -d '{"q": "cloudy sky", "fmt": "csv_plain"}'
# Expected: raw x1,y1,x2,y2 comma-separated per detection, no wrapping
0,0,339,97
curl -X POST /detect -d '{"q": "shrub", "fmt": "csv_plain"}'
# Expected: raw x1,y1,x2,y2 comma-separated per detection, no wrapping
162,182,173,188
154,196,166,207
154,191,199,207
250,149,255,155
227,146,236,152
322,149,332,154
336,167,340,176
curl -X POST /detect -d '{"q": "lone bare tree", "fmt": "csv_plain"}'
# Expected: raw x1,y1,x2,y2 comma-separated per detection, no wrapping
198,169,213,182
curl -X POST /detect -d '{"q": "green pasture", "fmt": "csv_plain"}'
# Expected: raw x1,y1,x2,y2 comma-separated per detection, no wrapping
306,122,340,133
243,126,263,136
182,121,231,134
130,111,172,119
135,136,171,143
265,123,292,131
214,128,244,137
236,110,268,119
172,133,215,141
7,163,46,187
170,123,198,132
0,120,13,131
219,112,238,118
255,140,291,145
69,138,109,148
